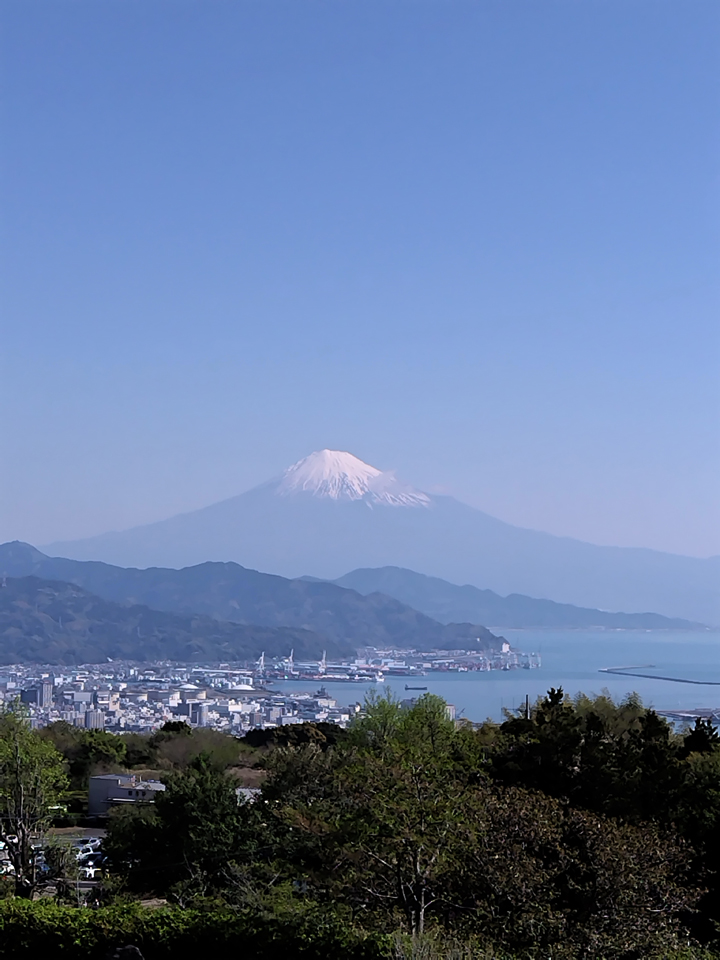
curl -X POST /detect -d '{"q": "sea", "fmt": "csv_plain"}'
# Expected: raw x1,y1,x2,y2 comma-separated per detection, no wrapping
272,630,720,724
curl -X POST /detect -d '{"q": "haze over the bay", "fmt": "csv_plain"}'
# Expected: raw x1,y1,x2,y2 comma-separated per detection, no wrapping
1,1,718,558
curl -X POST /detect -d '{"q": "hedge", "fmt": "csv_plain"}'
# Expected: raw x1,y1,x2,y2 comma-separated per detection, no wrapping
0,900,393,960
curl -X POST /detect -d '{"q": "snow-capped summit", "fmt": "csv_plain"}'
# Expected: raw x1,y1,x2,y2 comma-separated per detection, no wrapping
275,449,430,507
39,447,720,626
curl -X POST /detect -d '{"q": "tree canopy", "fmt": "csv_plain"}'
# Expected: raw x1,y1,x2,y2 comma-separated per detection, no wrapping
6,688,720,956
101,691,708,957
0,702,67,897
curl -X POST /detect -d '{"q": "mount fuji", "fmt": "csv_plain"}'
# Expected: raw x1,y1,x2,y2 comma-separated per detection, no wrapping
276,449,430,507
42,449,720,625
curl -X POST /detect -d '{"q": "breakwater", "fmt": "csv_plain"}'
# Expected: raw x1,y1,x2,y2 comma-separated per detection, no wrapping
600,666,720,686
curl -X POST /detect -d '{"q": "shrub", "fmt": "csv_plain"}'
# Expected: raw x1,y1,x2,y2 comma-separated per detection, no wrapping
0,900,393,960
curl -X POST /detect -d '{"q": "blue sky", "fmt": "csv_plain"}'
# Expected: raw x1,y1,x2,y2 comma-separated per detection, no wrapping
1,0,718,557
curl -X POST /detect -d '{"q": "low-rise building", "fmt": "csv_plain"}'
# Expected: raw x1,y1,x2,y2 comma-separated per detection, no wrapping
88,774,166,817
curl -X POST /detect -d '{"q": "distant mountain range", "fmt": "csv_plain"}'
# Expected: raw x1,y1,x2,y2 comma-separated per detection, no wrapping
0,540,704,670
329,567,707,630
0,542,501,661
0,576,343,665
42,450,720,625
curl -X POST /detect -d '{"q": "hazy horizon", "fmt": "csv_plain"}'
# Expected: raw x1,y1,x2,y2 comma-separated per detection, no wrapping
2,1,718,558
31,447,720,562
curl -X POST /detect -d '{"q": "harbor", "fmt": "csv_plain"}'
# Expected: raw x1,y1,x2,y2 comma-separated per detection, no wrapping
252,643,542,686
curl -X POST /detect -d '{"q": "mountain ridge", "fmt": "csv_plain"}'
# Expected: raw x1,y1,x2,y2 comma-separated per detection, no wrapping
328,567,709,630
0,575,346,665
0,542,502,652
39,450,720,624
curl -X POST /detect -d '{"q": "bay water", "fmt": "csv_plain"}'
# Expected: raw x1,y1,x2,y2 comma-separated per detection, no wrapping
273,630,720,723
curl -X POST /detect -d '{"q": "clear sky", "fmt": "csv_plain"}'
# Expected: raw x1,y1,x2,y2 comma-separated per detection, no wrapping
1,0,718,557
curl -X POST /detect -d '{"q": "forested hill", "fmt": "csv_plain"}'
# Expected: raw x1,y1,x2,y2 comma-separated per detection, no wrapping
330,566,709,629
0,542,502,652
0,576,346,665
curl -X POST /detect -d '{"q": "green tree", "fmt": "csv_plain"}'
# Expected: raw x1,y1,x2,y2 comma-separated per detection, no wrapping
41,839,81,904
38,723,127,789
242,721,347,751
104,754,269,902
121,732,156,768
264,692,698,953
0,702,67,897
267,694,485,935
150,726,244,772
671,744,720,941
446,785,695,957
681,717,720,759
489,688,681,821
154,720,191,736
95,690,703,954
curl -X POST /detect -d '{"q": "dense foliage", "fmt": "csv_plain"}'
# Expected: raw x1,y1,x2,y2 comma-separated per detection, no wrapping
0,900,392,959
5,690,720,958
38,719,251,791
99,691,720,958
486,689,720,942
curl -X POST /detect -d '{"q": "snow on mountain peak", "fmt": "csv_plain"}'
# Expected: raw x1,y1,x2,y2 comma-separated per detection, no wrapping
276,449,430,507
280,450,380,500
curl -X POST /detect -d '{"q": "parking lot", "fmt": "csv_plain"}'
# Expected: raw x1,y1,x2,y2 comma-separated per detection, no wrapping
1,829,107,892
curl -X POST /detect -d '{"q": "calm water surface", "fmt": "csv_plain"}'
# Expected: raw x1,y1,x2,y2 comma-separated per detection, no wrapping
273,630,720,723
